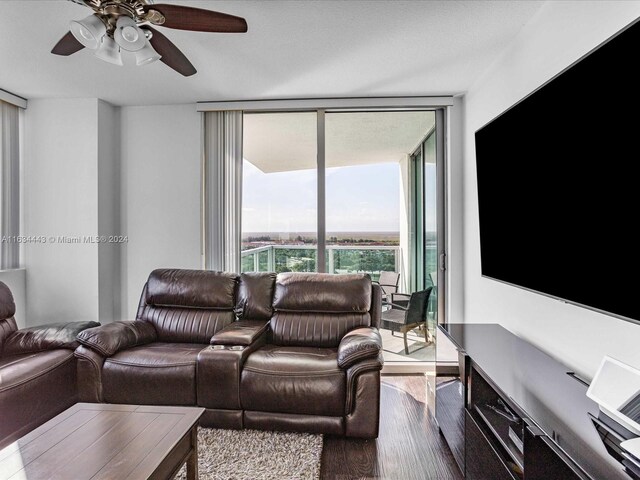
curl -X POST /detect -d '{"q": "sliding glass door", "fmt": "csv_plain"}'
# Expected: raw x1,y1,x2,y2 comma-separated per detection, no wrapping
324,111,433,285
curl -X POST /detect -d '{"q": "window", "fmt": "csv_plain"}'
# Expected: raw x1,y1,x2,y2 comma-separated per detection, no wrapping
241,110,436,287
241,112,317,273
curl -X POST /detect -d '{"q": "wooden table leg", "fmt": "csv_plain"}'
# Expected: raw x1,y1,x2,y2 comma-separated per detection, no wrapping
187,427,199,480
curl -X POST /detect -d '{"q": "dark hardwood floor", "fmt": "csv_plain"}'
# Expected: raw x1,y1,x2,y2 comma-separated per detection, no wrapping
321,375,464,480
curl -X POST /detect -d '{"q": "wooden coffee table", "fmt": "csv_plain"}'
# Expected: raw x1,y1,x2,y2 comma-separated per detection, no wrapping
0,403,204,480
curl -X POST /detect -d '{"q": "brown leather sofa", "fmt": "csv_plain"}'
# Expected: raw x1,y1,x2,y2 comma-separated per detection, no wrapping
0,282,99,446
76,269,384,438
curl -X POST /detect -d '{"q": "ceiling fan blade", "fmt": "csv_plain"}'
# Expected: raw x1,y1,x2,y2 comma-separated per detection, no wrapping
144,4,247,33
51,31,85,56
145,27,197,77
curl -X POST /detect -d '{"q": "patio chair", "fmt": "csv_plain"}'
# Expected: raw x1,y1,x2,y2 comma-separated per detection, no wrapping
373,271,400,306
380,287,433,354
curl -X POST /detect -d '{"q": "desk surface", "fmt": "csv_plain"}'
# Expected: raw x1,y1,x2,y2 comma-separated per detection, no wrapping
0,403,204,480
441,323,628,480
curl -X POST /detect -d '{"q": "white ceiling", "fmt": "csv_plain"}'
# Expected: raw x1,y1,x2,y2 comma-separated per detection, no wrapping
244,111,434,173
0,1,544,106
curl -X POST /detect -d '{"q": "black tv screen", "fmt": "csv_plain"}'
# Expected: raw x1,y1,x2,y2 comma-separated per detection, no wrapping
475,19,639,324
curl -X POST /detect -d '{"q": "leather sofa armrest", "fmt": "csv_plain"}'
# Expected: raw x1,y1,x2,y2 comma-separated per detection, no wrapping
210,320,269,346
338,327,383,369
75,345,105,402
77,321,157,357
2,321,100,356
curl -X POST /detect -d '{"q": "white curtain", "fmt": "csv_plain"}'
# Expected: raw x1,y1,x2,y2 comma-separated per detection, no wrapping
0,100,20,269
203,111,243,272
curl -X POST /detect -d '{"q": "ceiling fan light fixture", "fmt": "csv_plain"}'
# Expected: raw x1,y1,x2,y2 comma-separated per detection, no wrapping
114,16,146,52
135,41,161,66
69,14,106,50
54,2,247,76
94,36,123,66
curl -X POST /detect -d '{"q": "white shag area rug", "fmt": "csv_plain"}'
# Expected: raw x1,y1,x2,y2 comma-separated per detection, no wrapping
174,428,323,480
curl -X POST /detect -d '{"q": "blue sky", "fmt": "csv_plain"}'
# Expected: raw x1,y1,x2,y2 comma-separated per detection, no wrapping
242,160,436,233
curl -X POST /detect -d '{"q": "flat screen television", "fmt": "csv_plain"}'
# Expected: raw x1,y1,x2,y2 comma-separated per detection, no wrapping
475,18,639,324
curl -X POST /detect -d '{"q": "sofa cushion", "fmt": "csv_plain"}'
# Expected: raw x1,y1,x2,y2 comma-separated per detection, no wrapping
138,269,239,344
235,273,277,321
270,311,371,348
0,318,17,357
102,342,205,405
241,345,345,417
146,269,237,309
0,282,17,357
4,321,100,356
137,304,236,344
273,273,371,313
0,282,16,321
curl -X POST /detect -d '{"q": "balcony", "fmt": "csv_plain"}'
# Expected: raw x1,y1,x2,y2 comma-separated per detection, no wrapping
241,244,400,281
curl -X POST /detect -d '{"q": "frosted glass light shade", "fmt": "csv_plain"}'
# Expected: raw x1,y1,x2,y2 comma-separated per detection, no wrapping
135,42,161,66
114,16,146,52
94,36,123,66
70,14,107,50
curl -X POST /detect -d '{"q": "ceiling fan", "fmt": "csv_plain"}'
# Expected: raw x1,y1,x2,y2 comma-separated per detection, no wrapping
51,0,248,76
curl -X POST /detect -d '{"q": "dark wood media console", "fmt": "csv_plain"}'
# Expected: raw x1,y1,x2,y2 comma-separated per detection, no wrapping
436,323,637,480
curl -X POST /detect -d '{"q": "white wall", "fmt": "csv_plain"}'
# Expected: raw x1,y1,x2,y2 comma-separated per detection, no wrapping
22,99,122,326
120,104,201,318
463,1,640,378
23,99,100,326
22,101,200,324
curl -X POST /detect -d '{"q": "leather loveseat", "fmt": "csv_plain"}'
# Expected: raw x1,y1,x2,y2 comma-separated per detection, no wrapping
0,282,99,446
76,269,384,438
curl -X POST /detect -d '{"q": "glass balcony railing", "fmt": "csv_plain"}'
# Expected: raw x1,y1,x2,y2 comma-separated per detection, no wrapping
241,245,400,281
